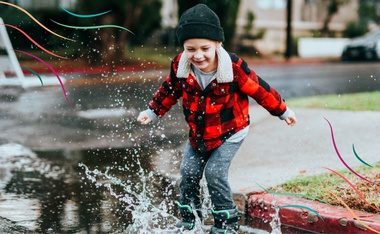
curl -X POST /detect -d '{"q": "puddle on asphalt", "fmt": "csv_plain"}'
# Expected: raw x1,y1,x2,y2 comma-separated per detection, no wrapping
0,145,179,233
0,143,315,233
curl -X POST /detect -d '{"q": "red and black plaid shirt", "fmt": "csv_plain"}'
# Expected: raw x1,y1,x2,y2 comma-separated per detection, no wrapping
149,53,287,153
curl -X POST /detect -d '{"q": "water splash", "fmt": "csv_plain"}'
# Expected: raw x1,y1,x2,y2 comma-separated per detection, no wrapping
269,201,281,234
77,148,215,234
78,158,180,233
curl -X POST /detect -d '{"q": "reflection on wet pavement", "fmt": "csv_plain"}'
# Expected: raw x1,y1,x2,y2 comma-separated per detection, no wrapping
0,145,180,232
0,75,190,233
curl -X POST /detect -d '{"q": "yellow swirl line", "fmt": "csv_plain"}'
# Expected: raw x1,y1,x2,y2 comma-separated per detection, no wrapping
328,190,380,234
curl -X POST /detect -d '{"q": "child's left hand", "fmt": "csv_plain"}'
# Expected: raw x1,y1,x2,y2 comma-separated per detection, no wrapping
280,107,297,126
137,111,152,125
285,116,297,126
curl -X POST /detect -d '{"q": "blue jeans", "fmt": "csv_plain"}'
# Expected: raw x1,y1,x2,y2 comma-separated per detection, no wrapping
179,140,243,211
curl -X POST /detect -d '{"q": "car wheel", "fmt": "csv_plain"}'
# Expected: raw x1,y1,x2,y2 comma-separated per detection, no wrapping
341,54,351,61
374,52,380,61
364,51,376,60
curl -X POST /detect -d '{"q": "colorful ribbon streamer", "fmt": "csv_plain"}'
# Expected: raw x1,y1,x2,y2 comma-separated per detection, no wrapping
323,167,380,212
59,5,112,18
328,190,380,234
2,24,68,59
276,204,325,222
256,182,328,204
352,143,373,167
21,66,43,86
324,118,375,184
0,1,75,41
50,19,134,35
15,50,75,107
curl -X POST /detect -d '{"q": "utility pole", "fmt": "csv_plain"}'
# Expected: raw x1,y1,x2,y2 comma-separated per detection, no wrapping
285,0,292,60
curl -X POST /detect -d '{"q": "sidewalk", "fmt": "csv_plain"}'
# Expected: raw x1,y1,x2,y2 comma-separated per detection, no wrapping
230,105,380,193
230,105,380,233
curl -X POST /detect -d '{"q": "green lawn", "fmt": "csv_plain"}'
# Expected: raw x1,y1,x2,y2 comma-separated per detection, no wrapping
273,91,380,213
286,91,380,111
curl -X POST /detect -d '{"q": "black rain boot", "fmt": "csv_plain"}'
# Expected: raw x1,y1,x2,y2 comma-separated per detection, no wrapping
210,207,241,234
175,202,196,230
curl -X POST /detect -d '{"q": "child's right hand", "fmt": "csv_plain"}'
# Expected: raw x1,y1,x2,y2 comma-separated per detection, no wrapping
137,111,152,125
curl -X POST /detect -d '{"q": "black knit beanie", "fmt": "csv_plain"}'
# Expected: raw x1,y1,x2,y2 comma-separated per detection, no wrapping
176,4,224,45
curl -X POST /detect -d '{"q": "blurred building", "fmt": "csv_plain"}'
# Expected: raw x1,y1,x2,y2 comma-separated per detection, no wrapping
4,0,369,55
235,0,359,55
159,0,360,54
7,0,76,9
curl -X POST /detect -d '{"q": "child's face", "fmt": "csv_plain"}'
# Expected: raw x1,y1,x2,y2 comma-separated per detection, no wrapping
183,39,221,73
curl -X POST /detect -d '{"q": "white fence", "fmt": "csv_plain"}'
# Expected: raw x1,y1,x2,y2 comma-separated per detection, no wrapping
298,38,350,58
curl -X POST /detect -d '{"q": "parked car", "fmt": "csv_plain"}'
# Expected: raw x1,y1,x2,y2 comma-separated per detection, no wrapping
341,29,380,61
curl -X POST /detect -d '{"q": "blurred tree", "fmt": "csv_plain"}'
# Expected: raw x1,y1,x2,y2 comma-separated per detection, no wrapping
343,21,368,37
243,11,255,37
343,0,379,38
76,0,161,66
177,0,240,50
358,0,379,25
321,0,351,37
238,10,266,55
0,6,69,51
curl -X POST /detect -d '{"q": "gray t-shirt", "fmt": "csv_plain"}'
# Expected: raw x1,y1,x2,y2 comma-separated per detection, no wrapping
192,65,216,90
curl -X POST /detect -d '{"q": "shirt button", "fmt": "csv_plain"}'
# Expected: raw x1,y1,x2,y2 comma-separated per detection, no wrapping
221,89,225,93
212,83,216,87
200,96,204,100
198,116,202,120
197,134,201,137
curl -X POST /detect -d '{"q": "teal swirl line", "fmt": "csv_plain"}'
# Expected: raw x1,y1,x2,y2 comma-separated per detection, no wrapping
59,5,112,18
21,66,43,86
50,19,134,35
352,143,373,167
276,204,325,222
256,183,329,204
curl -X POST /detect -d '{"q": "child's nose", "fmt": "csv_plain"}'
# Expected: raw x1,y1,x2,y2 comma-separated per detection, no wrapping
194,52,203,59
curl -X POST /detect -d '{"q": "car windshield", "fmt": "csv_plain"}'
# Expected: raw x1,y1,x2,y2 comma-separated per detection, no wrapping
364,30,380,39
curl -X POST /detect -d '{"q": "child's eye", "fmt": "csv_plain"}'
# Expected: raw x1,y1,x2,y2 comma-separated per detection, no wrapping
202,48,210,51
186,48,195,52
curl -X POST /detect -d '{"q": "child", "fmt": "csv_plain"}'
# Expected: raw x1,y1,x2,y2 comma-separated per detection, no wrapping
137,3,297,233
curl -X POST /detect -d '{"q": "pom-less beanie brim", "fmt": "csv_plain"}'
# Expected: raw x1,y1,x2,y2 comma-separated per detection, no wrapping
177,23,225,45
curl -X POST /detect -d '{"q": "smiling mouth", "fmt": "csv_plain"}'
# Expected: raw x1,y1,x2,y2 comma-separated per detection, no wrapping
193,60,205,64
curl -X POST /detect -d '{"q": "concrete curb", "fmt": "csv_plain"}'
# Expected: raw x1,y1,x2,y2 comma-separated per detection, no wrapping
247,193,380,233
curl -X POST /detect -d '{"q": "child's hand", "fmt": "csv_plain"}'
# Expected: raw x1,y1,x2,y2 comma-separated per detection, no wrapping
280,107,297,126
137,111,152,125
285,116,297,126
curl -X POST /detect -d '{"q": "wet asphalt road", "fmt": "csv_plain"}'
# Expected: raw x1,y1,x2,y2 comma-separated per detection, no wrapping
1,61,379,152
0,72,187,152
251,61,380,99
